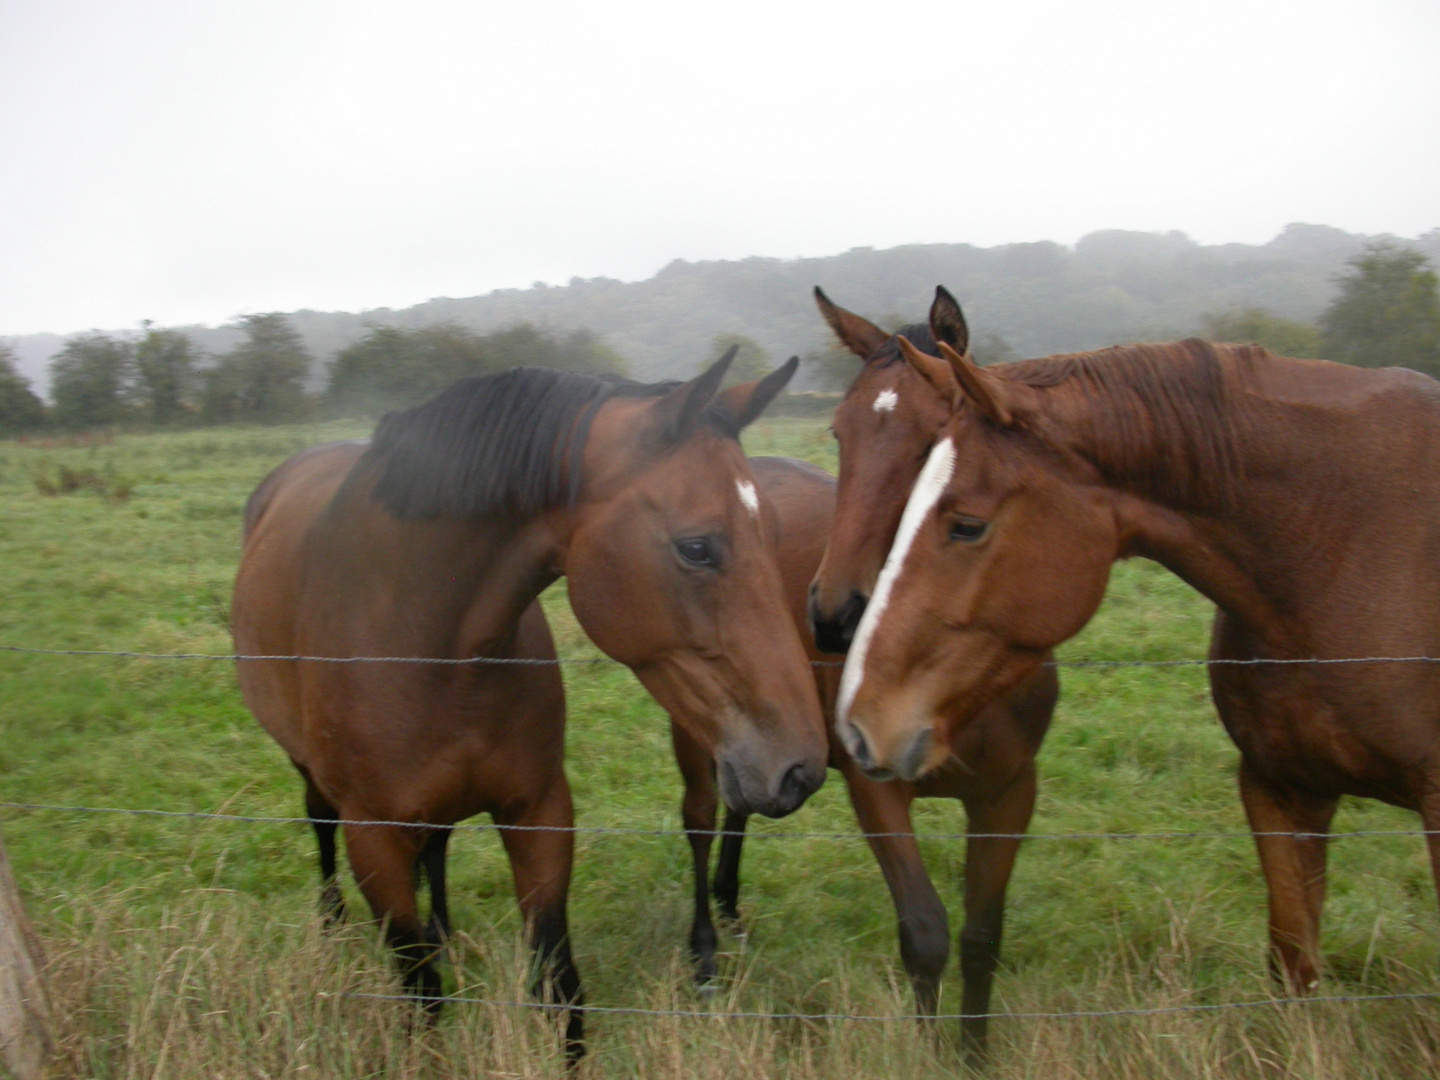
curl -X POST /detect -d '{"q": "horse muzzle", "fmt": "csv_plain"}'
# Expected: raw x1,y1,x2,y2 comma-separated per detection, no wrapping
838,713,941,784
717,753,825,819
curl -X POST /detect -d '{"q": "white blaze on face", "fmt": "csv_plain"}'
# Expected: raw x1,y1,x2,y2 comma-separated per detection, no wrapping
837,437,957,726
736,479,760,518
873,388,899,413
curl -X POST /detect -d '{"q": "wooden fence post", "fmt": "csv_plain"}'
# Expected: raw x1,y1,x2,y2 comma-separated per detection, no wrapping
0,826,51,1080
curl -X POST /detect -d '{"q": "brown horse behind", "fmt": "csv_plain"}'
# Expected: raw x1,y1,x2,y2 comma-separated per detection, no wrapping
233,358,828,1057
672,455,1055,1061
841,326,1440,993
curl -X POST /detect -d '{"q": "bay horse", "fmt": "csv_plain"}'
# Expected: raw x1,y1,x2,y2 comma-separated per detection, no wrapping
232,355,829,1056
674,335,1056,1061
836,324,1440,994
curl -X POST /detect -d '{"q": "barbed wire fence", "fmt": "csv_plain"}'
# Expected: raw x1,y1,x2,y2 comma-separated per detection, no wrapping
3,641,1440,1026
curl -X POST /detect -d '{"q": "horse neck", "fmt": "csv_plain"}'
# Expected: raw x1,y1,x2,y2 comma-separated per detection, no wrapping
324,493,566,658
1026,356,1347,648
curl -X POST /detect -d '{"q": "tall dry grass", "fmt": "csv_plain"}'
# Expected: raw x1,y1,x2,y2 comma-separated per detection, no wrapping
31,886,1440,1080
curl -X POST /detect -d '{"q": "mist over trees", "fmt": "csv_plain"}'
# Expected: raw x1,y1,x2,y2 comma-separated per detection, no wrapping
0,344,44,434
6,223,1440,434
256,222,1434,385
133,325,200,424
326,323,628,415
1320,242,1440,377
17,315,633,430
201,314,313,424
1201,309,1323,358
710,333,772,384
49,332,133,429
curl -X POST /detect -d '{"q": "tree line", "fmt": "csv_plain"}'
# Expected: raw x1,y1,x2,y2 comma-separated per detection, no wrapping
1199,241,1440,373
2,241,1437,437
0,317,629,434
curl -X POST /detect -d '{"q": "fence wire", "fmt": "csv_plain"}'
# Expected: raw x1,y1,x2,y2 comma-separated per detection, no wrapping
332,988,1440,1022
4,642,1439,1027
11,643,1440,668
5,794,1437,1024
3,801,1437,842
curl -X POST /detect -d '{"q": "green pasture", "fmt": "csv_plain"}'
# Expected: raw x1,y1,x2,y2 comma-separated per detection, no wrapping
0,418,1435,1075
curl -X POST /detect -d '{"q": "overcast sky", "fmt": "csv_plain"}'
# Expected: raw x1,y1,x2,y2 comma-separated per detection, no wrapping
1,0,1437,336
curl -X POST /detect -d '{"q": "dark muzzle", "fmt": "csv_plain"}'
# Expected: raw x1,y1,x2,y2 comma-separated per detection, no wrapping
810,589,868,655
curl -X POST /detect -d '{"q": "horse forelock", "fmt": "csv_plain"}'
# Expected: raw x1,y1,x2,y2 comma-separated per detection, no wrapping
364,367,677,521
862,323,937,371
995,338,1255,508
835,323,938,411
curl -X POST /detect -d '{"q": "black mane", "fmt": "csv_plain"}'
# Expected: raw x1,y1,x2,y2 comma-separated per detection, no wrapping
365,367,677,520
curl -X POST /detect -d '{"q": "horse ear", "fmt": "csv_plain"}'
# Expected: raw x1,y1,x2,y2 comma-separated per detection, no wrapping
929,286,970,354
814,287,890,360
937,340,1014,426
654,346,737,442
714,355,800,432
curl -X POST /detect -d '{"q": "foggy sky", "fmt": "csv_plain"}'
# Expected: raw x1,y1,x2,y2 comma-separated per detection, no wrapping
1,0,1437,336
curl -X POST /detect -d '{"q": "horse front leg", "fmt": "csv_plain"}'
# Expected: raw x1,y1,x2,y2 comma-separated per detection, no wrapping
297,769,347,925
497,776,584,1064
343,819,442,1010
1238,761,1337,992
958,761,1036,1067
671,721,721,985
712,808,750,925
420,827,453,944
838,758,949,1015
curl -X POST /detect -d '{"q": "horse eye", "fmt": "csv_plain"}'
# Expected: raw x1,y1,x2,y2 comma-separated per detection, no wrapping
949,516,989,544
675,537,717,568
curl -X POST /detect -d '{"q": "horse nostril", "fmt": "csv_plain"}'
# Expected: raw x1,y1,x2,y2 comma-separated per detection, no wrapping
844,722,874,770
775,764,809,815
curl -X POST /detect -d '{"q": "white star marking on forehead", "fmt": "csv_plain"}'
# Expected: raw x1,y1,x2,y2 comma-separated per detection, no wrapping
873,388,899,413
736,479,760,518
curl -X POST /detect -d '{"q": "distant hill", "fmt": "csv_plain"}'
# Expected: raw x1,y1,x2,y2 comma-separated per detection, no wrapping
7,223,1439,396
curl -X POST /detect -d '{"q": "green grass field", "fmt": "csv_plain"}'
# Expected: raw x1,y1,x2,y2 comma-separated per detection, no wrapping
1,418,1436,1078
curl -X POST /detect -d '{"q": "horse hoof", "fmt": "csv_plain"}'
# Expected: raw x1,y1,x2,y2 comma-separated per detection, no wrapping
697,980,720,1000
692,952,719,989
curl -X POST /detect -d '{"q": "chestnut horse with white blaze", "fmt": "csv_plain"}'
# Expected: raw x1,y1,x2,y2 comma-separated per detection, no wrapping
840,327,1440,994
233,354,827,1058
681,289,1058,1062
671,454,1054,1066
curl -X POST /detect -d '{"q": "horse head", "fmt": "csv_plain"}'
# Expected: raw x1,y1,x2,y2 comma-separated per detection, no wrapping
834,334,1115,782
564,351,829,817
